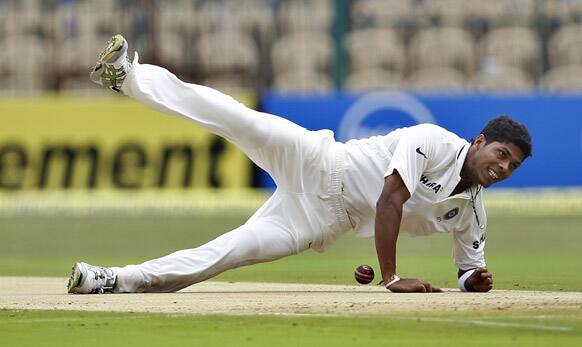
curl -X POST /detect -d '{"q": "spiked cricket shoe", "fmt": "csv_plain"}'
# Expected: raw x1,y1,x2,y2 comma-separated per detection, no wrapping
67,262,117,294
90,34,132,92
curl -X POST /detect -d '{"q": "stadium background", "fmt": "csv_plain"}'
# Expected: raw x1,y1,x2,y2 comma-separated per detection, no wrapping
1,1,582,346
1,0,581,211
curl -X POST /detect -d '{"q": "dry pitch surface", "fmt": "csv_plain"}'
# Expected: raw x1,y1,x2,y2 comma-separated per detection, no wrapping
2,277,582,316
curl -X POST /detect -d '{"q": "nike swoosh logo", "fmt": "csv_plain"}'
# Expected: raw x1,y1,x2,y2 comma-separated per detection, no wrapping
416,147,427,159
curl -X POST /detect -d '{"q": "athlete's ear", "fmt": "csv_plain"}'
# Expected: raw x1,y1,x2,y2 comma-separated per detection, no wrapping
473,134,486,149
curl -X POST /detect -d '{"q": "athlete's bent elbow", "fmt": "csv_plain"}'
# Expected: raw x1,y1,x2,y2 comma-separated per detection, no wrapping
376,194,405,215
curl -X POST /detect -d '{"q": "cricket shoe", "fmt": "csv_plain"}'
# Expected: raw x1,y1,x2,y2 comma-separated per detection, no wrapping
67,262,117,294
90,34,132,92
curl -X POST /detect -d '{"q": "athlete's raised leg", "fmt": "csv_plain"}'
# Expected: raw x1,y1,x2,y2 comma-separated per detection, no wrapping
90,35,336,189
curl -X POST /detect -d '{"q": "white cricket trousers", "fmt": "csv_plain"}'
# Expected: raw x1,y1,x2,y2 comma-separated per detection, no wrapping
112,56,353,293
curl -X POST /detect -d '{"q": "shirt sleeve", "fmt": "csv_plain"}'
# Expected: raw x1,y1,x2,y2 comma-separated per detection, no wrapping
453,224,487,270
453,188,488,270
384,125,436,196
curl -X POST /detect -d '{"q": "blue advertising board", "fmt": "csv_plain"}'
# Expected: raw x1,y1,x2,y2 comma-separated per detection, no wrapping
260,91,582,188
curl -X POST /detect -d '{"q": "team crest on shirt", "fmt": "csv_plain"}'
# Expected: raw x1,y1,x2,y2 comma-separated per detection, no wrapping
444,207,459,220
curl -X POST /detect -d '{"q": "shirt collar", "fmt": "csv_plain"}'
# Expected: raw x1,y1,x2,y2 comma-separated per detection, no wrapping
453,140,484,197
454,141,470,181
437,141,471,200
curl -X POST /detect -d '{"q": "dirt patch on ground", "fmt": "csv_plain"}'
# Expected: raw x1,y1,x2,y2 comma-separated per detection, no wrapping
1,277,581,316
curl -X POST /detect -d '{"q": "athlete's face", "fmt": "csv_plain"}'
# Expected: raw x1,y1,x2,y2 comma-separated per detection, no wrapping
466,135,525,187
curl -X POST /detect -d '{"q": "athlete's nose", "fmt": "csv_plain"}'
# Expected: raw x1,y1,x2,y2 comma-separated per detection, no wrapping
498,159,510,176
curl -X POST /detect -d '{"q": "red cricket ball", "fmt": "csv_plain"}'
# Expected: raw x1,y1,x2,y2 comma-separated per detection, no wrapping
354,264,375,284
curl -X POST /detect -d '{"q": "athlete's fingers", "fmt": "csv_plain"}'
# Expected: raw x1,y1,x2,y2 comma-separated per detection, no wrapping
473,268,492,284
477,272,493,290
422,282,443,293
475,267,488,275
476,277,493,292
422,282,432,292
423,281,443,293
385,279,430,293
421,282,443,293
416,283,427,292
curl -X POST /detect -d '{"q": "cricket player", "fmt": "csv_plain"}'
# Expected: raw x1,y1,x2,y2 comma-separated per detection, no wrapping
67,35,531,294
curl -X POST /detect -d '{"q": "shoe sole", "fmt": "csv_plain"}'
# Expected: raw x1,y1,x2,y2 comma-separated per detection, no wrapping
67,262,86,294
99,34,127,64
89,62,103,84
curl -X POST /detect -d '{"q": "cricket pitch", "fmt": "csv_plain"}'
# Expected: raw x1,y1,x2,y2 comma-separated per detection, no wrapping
1,277,581,316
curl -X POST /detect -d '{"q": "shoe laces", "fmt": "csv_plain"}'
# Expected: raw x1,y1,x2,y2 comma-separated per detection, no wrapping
87,266,116,293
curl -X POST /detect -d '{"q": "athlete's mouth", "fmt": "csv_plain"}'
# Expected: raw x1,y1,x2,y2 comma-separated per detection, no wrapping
487,168,499,181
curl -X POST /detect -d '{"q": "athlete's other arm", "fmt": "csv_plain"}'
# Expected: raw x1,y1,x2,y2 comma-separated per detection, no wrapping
458,267,493,292
375,170,442,293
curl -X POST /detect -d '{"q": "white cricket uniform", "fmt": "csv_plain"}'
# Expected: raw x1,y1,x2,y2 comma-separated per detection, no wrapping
113,58,486,293
341,124,487,271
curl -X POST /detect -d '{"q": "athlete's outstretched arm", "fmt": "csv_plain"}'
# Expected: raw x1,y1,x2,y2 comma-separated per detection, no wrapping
375,170,442,293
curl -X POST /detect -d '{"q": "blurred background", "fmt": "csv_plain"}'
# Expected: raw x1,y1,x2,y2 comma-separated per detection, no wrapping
4,0,582,94
0,0,581,284
1,0,581,197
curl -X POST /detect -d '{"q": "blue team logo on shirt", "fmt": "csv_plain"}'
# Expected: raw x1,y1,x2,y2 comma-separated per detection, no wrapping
444,208,459,220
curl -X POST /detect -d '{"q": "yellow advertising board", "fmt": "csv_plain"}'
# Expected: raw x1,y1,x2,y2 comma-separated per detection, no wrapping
0,96,253,191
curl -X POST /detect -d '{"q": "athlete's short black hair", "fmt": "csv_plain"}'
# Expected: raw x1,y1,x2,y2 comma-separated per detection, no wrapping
481,115,532,159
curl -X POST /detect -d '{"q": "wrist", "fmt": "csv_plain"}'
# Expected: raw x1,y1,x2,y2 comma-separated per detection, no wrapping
382,274,400,290
458,269,475,292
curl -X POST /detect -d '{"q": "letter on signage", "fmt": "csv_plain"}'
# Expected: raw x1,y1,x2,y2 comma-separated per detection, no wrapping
112,143,147,189
0,143,28,190
157,145,194,188
38,145,99,188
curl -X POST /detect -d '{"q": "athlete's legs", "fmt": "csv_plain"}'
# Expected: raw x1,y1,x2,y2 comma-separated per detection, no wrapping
113,191,324,293
105,60,346,294
68,39,350,295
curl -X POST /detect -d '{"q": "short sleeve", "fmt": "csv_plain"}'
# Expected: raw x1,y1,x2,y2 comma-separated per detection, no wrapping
453,227,487,270
384,125,437,196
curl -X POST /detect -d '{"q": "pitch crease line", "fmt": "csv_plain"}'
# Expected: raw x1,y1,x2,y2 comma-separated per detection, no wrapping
269,313,574,332
389,316,574,332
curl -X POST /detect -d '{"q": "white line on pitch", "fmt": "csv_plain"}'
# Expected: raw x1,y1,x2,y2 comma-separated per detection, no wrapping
405,317,574,332
268,313,574,332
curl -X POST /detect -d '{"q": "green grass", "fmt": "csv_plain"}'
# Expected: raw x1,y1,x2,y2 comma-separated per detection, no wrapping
1,212,582,345
1,309,581,347
1,214,581,291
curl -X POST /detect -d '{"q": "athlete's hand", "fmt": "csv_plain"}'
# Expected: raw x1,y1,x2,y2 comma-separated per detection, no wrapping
465,267,493,292
386,278,443,293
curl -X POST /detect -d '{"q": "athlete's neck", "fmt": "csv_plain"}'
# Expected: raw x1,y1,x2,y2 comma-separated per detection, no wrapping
450,179,472,196
453,149,476,196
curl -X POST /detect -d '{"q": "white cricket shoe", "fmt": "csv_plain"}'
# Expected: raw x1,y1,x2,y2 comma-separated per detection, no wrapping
67,262,118,294
89,34,132,92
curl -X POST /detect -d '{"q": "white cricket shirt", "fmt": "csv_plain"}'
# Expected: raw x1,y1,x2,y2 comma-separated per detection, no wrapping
342,123,487,270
